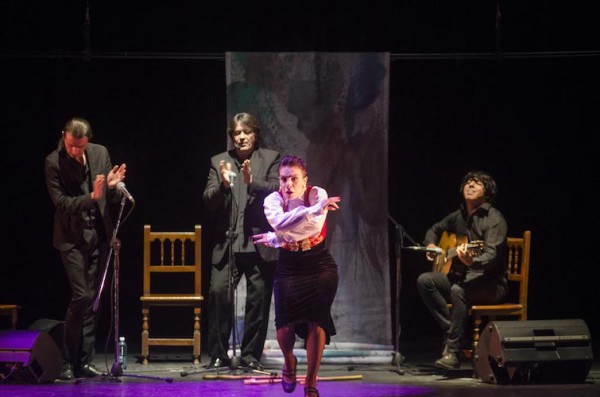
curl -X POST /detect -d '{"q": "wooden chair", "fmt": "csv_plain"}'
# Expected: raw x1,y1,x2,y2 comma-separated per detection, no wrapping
0,304,20,330
140,225,204,365
448,230,532,363
469,230,531,352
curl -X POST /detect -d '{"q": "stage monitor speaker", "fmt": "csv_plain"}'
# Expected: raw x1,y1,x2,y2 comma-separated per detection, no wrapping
475,319,594,385
0,330,62,383
28,318,66,359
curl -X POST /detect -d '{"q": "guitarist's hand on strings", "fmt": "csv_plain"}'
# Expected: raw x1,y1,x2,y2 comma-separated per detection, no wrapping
457,243,475,267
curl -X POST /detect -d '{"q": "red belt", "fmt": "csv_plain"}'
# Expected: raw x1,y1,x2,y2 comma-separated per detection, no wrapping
281,234,324,252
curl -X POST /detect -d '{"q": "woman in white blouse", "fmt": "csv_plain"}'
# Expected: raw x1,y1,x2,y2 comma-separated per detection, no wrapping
252,155,340,397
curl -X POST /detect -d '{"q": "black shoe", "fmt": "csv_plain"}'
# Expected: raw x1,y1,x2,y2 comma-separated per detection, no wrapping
241,358,264,371
206,357,230,369
57,363,74,381
434,352,461,370
281,356,297,393
76,363,104,378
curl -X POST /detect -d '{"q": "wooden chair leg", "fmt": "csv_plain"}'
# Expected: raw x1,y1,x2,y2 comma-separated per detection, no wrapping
473,315,482,352
142,307,150,365
0,305,19,330
10,307,18,330
193,308,201,365
472,315,483,379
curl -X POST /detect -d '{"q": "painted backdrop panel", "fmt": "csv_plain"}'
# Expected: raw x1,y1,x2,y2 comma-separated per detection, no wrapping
225,52,391,353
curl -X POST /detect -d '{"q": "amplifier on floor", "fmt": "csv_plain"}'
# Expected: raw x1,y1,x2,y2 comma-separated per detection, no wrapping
28,318,67,360
0,330,62,383
475,319,594,385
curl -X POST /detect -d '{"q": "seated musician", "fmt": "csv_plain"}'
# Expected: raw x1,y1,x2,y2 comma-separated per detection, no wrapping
416,170,508,369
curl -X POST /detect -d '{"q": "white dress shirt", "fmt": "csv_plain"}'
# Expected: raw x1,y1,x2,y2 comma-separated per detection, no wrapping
263,186,329,247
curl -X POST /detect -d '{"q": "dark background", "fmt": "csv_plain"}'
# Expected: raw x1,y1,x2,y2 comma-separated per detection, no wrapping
1,1,599,359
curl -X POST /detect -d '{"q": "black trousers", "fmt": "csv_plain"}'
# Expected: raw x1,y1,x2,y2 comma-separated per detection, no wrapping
206,252,276,362
417,271,507,353
60,228,108,367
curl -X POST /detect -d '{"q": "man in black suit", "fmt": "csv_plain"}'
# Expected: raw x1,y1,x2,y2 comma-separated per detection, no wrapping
203,112,280,370
45,117,126,379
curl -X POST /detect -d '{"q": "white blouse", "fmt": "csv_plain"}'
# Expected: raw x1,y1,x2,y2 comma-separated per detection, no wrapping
263,186,330,247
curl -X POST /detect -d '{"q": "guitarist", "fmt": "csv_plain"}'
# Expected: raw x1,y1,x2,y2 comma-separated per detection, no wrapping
416,170,508,370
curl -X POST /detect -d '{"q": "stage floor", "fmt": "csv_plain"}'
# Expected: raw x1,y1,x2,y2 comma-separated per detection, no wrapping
1,347,599,397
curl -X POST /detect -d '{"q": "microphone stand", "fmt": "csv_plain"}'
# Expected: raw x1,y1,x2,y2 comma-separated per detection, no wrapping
388,215,404,375
181,176,271,379
226,189,242,371
388,215,421,375
82,195,172,384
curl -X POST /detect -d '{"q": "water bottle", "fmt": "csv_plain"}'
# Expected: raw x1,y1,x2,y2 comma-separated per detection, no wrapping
118,336,128,370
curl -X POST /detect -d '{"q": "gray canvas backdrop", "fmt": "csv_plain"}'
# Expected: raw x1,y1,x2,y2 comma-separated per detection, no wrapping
225,52,391,352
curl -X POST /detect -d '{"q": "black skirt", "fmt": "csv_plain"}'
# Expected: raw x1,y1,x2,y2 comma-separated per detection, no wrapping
274,241,339,344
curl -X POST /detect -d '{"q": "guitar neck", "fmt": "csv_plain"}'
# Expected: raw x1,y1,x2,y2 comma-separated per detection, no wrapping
445,243,481,260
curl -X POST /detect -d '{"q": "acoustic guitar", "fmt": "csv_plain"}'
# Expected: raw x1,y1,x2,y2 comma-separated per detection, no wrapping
432,231,485,277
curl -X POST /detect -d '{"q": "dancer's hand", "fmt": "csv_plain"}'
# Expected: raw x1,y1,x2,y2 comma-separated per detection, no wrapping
323,196,341,211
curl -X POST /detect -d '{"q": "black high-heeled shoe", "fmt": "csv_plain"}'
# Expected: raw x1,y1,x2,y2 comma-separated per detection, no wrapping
304,386,320,397
281,356,297,393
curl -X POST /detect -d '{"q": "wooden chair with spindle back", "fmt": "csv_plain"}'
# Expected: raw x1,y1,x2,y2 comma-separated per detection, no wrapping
140,225,203,365
470,230,531,351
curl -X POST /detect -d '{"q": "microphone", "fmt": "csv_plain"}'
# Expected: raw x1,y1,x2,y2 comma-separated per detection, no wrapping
116,182,135,203
228,171,237,187
404,246,443,254
233,141,242,149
